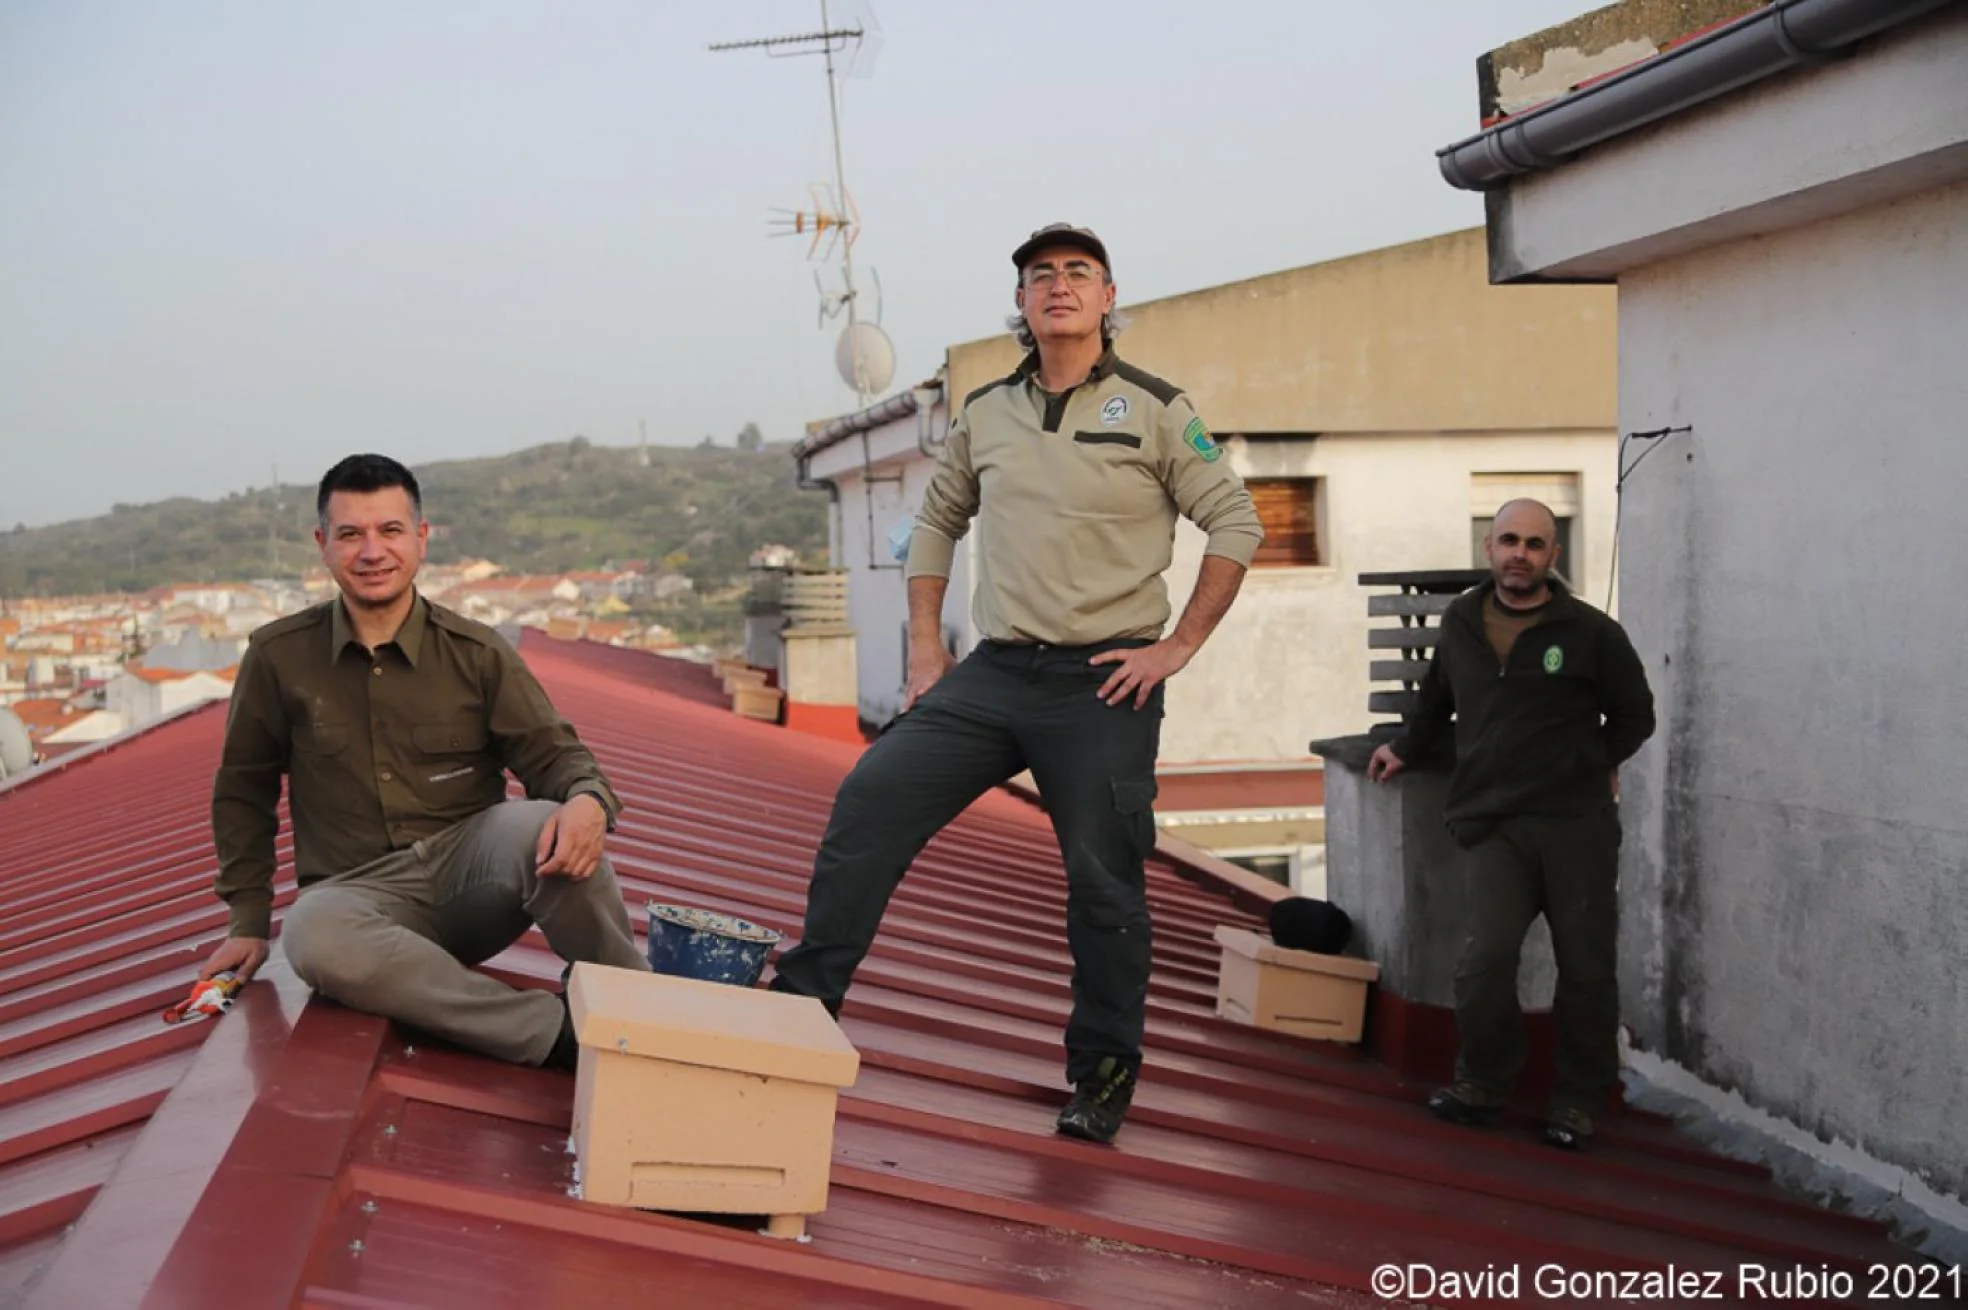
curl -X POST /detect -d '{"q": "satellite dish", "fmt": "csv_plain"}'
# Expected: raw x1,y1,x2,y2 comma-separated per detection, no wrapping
0,709,34,781
835,321,895,396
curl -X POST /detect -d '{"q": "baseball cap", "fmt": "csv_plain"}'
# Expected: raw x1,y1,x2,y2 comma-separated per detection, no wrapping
1011,223,1110,273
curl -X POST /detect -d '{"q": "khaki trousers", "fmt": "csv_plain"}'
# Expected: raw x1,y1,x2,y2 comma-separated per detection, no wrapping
281,799,649,1065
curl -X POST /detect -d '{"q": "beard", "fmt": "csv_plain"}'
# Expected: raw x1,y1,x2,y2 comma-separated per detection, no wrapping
1493,564,1548,601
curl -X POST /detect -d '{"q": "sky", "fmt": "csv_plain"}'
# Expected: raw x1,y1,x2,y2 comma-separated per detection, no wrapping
0,0,1589,529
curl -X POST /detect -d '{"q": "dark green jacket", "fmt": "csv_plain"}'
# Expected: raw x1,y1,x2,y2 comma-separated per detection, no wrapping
1389,579,1655,842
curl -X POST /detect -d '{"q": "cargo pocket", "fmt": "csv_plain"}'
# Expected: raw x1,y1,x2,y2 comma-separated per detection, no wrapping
1111,775,1159,864
411,721,490,789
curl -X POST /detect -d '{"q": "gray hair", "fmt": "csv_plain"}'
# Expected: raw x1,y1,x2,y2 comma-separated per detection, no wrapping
1006,273,1130,350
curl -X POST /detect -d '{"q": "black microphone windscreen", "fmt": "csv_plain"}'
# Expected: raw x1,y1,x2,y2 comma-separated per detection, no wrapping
1268,897,1352,955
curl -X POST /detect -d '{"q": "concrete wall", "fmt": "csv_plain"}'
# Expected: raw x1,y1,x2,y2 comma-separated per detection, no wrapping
1325,759,1555,1008
948,228,1616,438
1616,178,1968,1202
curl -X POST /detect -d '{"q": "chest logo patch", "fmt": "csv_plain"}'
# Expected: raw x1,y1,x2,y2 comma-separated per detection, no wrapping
1542,645,1564,674
1100,395,1129,426
1183,417,1223,463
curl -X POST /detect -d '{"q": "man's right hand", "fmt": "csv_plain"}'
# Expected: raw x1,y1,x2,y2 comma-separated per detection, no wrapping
901,642,957,711
1366,743,1408,783
200,936,270,984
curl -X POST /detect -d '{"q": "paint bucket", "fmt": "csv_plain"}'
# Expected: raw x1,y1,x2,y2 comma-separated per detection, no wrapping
645,902,782,988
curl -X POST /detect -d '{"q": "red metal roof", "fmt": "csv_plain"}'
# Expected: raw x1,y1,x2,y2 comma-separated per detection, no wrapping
0,637,1914,1307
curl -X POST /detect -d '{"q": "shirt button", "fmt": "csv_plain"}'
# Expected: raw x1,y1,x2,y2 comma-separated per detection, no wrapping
372,666,383,677
380,770,393,782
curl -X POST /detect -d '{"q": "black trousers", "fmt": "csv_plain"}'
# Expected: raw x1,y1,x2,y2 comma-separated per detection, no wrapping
771,639,1163,1083
1452,810,1623,1112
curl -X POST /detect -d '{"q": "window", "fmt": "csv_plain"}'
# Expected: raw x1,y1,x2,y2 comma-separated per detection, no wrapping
1224,852,1292,887
1470,472,1579,584
1247,478,1324,568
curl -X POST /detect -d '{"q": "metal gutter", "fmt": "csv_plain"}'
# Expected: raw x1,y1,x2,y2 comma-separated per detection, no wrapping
792,389,922,460
1436,0,1958,191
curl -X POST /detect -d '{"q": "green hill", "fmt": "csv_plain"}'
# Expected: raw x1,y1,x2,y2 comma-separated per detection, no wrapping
0,438,829,604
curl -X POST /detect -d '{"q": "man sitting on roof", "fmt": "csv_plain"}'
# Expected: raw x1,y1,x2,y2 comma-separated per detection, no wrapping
200,454,650,1069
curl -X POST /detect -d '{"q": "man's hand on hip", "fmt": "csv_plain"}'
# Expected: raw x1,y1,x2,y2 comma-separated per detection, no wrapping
536,793,608,879
200,936,270,983
902,641,957,711
1089,639,1194,710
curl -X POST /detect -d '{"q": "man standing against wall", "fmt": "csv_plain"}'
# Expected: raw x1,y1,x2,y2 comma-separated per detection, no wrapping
1368,498,1655,1149
772,224,1264,1144
204,454,650,1070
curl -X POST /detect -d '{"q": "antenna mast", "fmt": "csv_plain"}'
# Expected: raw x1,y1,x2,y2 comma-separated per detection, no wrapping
711,3,881,408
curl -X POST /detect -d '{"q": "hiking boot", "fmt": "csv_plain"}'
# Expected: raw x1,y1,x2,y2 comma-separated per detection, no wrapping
1055,1057,1137,1145
1426,1081,1505,1127
1544,1105,1594,1151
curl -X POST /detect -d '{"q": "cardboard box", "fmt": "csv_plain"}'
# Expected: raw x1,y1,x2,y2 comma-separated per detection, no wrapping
1213,925,1380,1043
567,964,860,1239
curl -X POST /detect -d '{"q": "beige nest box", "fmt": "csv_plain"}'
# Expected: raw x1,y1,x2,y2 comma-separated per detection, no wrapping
1213,924,1380,1043
567,963,860,1241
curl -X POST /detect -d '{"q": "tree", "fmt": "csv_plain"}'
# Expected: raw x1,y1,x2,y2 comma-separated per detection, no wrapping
698,435,717,450
735,422,764,454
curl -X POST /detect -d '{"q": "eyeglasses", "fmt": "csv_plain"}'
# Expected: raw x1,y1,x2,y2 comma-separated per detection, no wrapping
1022,260,1103,290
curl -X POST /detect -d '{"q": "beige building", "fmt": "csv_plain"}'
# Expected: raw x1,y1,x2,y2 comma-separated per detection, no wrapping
945,227,1618,765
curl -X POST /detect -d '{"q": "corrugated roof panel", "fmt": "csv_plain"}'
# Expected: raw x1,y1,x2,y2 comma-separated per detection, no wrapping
0,704,278,1305
1,634,1916,1309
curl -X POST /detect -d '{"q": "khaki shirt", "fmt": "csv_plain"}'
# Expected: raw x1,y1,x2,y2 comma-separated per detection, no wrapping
210,594,620,938
908,347,1262,645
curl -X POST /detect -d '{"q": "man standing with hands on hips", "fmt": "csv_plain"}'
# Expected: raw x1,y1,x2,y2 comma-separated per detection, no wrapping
772,223,1264,1144
1368,498,1654,1149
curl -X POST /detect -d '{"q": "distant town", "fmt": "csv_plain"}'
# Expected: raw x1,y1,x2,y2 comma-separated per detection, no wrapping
0,546,800,765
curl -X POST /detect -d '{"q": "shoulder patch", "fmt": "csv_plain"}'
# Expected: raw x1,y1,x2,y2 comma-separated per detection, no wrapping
1182,416,1223,463
1112,361,1184,407
963,371,1022,410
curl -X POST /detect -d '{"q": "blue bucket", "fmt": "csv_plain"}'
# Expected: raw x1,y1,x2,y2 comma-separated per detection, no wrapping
645,902,782,988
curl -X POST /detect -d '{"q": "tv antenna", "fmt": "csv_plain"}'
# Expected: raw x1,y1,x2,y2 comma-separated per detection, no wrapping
712,2,891,406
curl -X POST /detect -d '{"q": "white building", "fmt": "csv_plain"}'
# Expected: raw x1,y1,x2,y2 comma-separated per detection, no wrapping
794,380,962,730
1440,0,1968,1227
104,666,235,732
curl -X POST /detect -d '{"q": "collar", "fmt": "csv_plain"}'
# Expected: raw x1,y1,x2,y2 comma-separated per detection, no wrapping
1016,342,1120,391
1456,576,1579,633
330,591,428,666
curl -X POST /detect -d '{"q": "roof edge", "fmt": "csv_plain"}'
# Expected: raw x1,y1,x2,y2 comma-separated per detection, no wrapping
998,775,1291,915
21,961,320,1310
1436,0,1956,191
794,377,945,461
0,698,226,798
